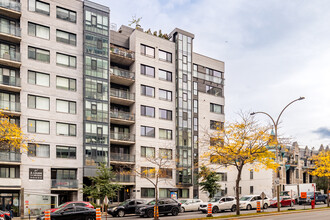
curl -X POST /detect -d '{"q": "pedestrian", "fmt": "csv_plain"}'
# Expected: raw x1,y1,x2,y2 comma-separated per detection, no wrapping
6,201,13,219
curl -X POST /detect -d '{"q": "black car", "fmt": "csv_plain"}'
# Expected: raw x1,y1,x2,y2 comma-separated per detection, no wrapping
108,199,147,217
36,206,95,220
136,198,180,218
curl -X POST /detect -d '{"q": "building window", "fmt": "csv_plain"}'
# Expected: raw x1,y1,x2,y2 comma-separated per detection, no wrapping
27,95,49,110
210,120,224,130
56,146,76,159
183,55,187,64
217,172,227,181
28,0,50,16
159,189,171,198
210,103,224,114
56,123,76,136
193,82,198,95
250,186,254,194
159,128,172,140
141,126,155,138
141,146,155,158
28,70,49,87
28,46,50,63
194,118,198,131
159,109,172,120
51,169,76,180
56,7,77,23
56,76,76,91
28,22,49,39
183,74,187,83
159,148,172,159
56,99,76,114
159,69,172,82
141,85,155,97
141,105,155,118
141,188,155,198
193,100,198,113
296,169,299,179
178,189,189,198
206,85,223,97
0,166,19,178
159,89,172,101
183,112,188,121
159,50,172,62
250,170,254,180
28,119,49,134
140,44,155,58
183,93,187,101
159,168,172,179
141,64,155,77
141,167,155,178
56,30,76,46
28,143,50,158
56,53,76,68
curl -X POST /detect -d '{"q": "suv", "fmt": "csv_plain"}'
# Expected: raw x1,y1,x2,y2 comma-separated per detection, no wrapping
108,199,147,217
200,197,236,213
239,195,270,210
136,198,180,218
299,191,327,205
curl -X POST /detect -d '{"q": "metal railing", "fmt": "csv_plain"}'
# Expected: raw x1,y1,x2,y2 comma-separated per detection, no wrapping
110,153,135,163
0,100,20,112
51,179,78,189
110,45,135,60
0,75,20,87
0,0,21,12
113,174,135,183
0,152,20,162
110,67,135,80
193,70,224,85
0,23,21,37
110,88,135,101
0,50,20,62
110,132,135,142
85,157,108,166
110,111,135,121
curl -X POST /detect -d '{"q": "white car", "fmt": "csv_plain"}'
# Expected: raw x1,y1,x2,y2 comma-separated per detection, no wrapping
180,199,203,212
200,196,236,213
239,195,270,210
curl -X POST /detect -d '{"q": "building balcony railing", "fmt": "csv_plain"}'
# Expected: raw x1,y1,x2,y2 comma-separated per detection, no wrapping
110,67,135,80
0,0,21,12
51,179,78,189
0,75,20,88
0,152,20,163
110,153,135,163
110,89,135,101
113,174,135,183
110,111,135,121
0,100,21,113
0,23,21,38
110,45,135,60
193,70,224,85
85,156,108,166
110,132,135,142
0,51,21,62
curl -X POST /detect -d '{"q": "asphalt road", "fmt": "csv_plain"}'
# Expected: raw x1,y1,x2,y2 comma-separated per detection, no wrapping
102,204,329,220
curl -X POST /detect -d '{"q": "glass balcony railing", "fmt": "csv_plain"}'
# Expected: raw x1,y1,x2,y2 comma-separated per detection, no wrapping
0,152,20,162
110,45,135,60
51,179,78,189
113,174,135,183
110,153,135,163
110,132,135,142
193,70,224,85
110,67,135,80
0,23,21,37
85,156,108,166
110,111,135,121
0,50,21,62
0,0,21,12
110,88,135,101
0,75,20,87
0,100,20,112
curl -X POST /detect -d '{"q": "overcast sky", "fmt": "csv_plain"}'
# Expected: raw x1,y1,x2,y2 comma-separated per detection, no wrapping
93,0,330,149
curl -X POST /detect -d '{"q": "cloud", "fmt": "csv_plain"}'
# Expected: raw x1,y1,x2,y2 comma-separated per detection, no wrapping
313,127,330,138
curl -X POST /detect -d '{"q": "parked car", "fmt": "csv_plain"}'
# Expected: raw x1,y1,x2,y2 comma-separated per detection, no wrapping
298,191,327,205
180,199,203,212
135,198,180,218
239,195,270,210
0,210,11,220
37,206,95,220
200,196,236,213
108,199,147,217
44,201,94,213
270,196,295,208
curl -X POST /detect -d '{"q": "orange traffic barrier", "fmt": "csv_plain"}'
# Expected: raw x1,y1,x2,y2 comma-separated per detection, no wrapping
96,208,101,220
45,210,50,220
207,203,213,217
154,205,159,218
256,201,261,213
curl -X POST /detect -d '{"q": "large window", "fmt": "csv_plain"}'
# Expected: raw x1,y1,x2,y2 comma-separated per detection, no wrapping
56,123,76,136
159,168,172,179
159,109,172,120
28,119,49,134
141,64,155,77
28,143,50,158
141,188,155,198
159,148,172,159
28,46,50,63
28,95,49,110
56,76,76,91
141,167,155,178
210,120,224,130
56,30,76,46
210,103,224,114
140,44,155,58
141,105,155,118
56,99,76,114
141,146,155,158
0,166,19,178
51,169,76,180
85,123,108,144
56,7,77,23
56,146,76,159
85,10,109,35
85,56,108,79
178,189,189,198
159,69,172,82
159,129,172,140
28,70,49,87
206,85,222,97
28,22,49,39
28,0,50,15
141,85,155,97
159,50,172,62
141,126,155,138
159,89,172,101
159,189,171,198
56,53,76,68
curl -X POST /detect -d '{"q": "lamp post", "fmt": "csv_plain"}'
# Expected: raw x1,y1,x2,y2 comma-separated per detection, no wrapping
250,97,305,212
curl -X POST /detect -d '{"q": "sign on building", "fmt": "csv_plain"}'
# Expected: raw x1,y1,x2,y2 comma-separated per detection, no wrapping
29,168,43,180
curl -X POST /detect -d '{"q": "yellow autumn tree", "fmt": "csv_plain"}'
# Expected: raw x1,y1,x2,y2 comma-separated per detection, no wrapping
309,151,330,207
203,113,278,215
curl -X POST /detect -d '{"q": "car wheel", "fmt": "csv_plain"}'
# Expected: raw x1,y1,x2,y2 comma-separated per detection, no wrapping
147,209,154,218
172,208,179,216
263,203,268,209
85,216,95,220
212,206,219,213
231,205,236,212
246,204,252,210
118,209,125,217
181,207,185,212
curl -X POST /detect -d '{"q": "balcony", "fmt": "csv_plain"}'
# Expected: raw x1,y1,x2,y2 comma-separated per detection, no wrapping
0,152,20,164
110,88,135,106
85,156,108,166
113,174,135,185
110,153,135,164
0,51,21,68
51,179,78,190
0,75,21,92
0,0,21,18
0,178,21,189
110,67,135,86
110,44,135,66
0,23,21,43
0,100,21,116
193,71,224,85
110,132,135,145
110,111,135,125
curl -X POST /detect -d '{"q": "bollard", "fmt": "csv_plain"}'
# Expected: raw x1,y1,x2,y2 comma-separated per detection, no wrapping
96,208,101,220
44,210,50,220
154,205,159,219
206,203,213,217
256,201,261,213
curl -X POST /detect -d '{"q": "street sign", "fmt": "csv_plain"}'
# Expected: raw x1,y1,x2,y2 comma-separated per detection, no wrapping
260,192,266,200
301,192,307,199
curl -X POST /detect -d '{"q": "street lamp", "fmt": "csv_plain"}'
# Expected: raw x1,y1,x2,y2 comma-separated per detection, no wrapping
250,97,305,212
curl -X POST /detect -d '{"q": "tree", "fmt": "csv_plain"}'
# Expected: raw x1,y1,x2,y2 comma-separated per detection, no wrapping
198,166,221,199
128,15,142,29
82,163,122,210
309,150,330,207
203,114,278,215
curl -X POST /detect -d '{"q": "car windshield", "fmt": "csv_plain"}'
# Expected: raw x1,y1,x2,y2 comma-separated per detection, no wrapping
208,198,220,202
147,200,156,205
240,196,252,201
307,192,314,196
119,200,131,206
53,207,66,214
